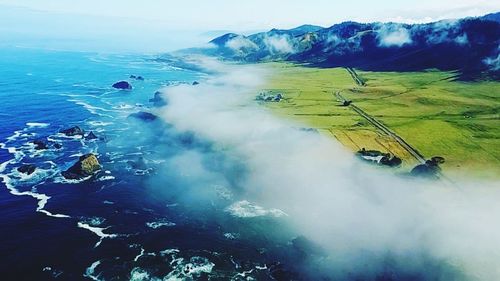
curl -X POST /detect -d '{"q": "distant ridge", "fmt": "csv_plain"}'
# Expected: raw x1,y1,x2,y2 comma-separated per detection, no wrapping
200,12,500,80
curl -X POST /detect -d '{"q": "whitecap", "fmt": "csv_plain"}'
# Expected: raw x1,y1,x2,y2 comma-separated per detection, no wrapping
97,175,115,182
146,219,176,229
87,121,113,127
130,268,156,281
42,266,63,278
134,247,146,262
160,249,180,256
224,233,239,240
53,174,92,184
164,256,215,280
6,130,23,142
81,216,106,227
69,153,84,158
225,200,287,218
132,247,156,262
26,122,50,128
69,99,115,118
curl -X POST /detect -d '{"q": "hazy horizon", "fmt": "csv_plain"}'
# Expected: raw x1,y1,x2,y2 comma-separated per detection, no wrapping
0,0,499,53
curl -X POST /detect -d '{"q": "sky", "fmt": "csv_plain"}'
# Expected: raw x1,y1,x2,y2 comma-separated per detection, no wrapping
0,0,498,52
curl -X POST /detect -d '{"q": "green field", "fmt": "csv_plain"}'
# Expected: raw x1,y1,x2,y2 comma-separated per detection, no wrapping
259,62,500,178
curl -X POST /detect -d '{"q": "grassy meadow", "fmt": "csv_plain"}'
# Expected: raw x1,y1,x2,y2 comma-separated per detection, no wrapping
259,62,500,178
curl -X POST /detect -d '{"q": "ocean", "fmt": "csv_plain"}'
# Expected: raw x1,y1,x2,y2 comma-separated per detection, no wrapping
0,47,297,280
2,47,489,281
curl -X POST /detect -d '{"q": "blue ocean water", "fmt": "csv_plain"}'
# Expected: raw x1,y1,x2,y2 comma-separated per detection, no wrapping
0,47,303,280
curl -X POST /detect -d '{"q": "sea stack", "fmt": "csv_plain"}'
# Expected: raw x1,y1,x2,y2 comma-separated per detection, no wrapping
17,164,36,175
112,81,132,90
60,126,84,137
128,111,158,122
62,154,101,180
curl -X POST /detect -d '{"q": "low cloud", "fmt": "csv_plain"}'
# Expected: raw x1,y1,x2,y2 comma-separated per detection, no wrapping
263,34,296,54
155,57,500,280
425,20,470,45
225,35,258,51
377,25,413,47
483,46,500,70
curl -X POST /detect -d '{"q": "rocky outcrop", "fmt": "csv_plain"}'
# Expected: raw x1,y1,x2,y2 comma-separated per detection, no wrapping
17,164,36,175
62,154,101,180
130,75,144,81
127,156,148,170
128,111,158,122
85,131,98,140
32,139,61,150
32,139,49,150
60,126,84,137
149,91,168,107
112,81,132,90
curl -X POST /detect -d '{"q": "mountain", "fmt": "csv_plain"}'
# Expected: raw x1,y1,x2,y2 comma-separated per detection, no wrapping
483,12,500,23
204,13,500,80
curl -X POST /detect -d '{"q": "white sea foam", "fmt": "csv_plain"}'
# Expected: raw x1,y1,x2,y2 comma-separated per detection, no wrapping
4,181,70,218
26,122,50,128
97,175,115,182
84,260,102,281
130,268,155,281
69,153,84,158
134,247,146,262
6,130,23,142
1,164,69,219
224,232,239,240
160,249,180,256
69,99,115,118
225,200,287,218
163,256,215,280
131,246,156,262
87,121,113,127
53,174,92,184
77,222,118,247
81,216,106,227
146,219,176,229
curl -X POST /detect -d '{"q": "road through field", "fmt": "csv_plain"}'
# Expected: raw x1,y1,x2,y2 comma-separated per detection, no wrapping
335,91,427,164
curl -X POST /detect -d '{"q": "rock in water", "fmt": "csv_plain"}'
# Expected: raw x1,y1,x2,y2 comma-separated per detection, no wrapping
85,131,98,140
149,91,168,107
17,164,36,175
32,139,49,150
127,156,148,170
130,75,144,81
60,126,84,136
62,154,101,180
192,81,200,85
128,111,158,122
112,81,132,90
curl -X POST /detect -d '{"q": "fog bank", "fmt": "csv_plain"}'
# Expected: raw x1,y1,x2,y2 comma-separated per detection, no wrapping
157,57,500,280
